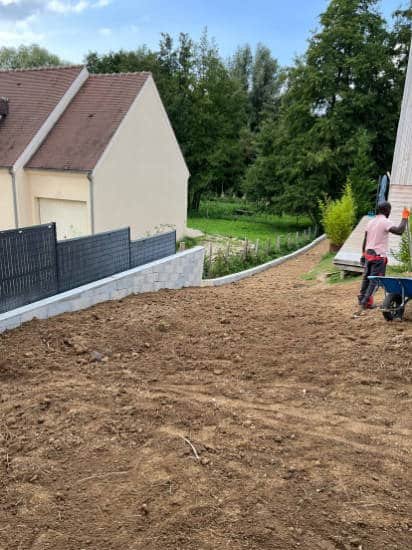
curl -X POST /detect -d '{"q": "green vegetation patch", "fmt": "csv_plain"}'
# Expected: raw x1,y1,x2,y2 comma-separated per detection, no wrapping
188,199,312,242
302,252,359,285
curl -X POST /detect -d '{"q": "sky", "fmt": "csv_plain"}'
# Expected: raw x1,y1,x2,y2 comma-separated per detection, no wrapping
0,0,408,66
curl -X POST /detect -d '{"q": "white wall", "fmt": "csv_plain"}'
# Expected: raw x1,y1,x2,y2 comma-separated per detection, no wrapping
0,169,15,230
391,42,412,186
93,76,189,240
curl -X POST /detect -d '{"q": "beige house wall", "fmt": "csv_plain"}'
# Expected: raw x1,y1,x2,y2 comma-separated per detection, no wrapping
0,169,15,230
23,170,91,237
93,76,189,240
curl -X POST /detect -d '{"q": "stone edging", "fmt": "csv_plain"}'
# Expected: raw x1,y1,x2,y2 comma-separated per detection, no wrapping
201,235,326,287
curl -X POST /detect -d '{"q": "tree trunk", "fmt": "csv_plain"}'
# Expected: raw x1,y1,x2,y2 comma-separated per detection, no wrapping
190,190,202,212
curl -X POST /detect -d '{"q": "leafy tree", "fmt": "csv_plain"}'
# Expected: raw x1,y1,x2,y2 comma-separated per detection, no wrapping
230,43,281,131
0,44,64,69
347,129,377,216
87,31,248,210
230,44,253,94
250,44,281,130
244,0,410,222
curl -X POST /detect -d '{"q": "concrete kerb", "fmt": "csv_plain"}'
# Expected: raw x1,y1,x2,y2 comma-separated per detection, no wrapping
0,246,205,334
201,235,326,287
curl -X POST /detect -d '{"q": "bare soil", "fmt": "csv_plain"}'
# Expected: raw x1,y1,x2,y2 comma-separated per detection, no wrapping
0,240,411,550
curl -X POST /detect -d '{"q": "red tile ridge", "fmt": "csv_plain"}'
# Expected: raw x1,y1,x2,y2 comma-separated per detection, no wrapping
90,71,152,77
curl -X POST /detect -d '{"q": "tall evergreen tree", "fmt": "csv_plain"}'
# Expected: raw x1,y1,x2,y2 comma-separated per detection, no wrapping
244,0,410,220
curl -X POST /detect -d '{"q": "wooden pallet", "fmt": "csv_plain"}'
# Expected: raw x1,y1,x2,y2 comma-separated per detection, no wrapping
333,216,369,273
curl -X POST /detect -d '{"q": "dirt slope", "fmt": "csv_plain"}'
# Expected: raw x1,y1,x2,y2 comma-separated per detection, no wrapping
0,240,411,550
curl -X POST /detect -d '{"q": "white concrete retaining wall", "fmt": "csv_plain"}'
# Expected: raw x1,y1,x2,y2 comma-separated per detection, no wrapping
202,235,326,287
0,246,204,333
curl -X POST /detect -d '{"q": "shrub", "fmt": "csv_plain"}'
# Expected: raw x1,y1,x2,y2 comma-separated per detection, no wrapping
392,219,412,272
319,183,356,247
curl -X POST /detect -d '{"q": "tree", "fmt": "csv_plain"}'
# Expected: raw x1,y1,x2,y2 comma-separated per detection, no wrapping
250,44,281,130
229,43,281,131
187,30,247,209
0,44,64,69
244,0,410,221
86,31,248,210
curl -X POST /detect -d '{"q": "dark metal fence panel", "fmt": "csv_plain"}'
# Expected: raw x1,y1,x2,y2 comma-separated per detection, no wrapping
0,224,58,314
57,228,131,292
130,230,176,268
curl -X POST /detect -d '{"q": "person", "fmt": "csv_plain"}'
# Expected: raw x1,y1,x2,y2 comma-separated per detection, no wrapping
358,201,410,310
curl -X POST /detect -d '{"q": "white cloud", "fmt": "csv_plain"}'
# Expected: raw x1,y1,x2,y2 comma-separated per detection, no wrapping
0,0,110,21
0,27,44,46
47,1,89,14
98,26,111,36
15,13,38,30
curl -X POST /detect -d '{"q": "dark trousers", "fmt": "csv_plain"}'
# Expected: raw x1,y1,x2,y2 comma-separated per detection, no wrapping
358,253,387,306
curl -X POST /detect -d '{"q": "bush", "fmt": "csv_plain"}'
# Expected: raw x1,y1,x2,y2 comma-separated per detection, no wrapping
319,183,356,247
392,220,412,272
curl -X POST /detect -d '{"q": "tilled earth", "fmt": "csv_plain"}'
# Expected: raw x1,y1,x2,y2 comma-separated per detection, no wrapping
0,240,411,550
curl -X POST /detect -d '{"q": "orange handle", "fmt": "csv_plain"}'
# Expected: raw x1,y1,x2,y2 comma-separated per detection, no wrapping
402,207,410,219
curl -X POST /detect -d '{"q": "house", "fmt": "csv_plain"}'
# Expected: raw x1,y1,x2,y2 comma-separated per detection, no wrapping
0,66,189,240
387,40,412,260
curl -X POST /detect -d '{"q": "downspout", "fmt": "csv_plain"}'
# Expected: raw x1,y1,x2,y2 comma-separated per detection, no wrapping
87,171,95,234
8,167,19,228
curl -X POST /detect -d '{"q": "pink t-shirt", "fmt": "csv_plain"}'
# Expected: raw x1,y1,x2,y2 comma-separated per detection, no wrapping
365,215,393,256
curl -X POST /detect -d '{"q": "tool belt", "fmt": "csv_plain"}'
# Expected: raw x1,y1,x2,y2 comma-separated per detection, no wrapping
365,249,388,264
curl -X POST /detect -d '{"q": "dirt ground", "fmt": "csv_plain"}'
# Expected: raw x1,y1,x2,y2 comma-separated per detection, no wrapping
0,240,411,550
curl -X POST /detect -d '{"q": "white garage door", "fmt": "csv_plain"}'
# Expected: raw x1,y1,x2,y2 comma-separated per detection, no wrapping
38,198,89,240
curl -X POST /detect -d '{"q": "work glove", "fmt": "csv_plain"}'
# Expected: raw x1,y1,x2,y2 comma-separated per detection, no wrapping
402,207,410,219
360,254,366,267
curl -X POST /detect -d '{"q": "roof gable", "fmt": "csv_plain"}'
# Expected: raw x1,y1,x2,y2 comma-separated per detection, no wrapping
0,66,84,168
27,72,151,171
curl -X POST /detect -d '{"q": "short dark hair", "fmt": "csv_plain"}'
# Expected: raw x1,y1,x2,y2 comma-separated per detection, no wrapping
377,201,391,217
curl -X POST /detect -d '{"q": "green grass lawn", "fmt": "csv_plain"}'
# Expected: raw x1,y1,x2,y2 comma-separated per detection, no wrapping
302,252,361,284
188,199,312,242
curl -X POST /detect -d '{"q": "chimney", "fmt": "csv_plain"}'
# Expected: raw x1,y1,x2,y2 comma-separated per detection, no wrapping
0,97,9,121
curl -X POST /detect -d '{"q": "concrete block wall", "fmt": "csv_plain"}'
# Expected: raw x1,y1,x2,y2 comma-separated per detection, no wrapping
0,246,204,334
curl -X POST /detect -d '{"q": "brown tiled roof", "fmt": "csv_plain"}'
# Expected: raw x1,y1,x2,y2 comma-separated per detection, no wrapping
27,72,151,171
0,66,84,167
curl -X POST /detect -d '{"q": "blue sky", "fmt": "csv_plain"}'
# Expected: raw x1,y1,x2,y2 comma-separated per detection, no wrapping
0,1,408,66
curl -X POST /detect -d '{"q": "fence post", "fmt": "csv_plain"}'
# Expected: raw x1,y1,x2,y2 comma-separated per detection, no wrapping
255,238,259,256
53,222,60,292
128,227,132,269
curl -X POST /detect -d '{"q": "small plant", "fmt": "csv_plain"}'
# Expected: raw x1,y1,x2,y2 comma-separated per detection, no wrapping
392,219,412,272
319,183,356,249
203,229,317,279
176,236,200,251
